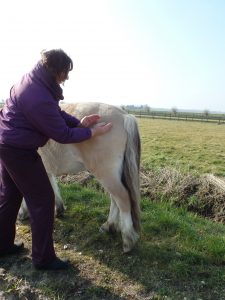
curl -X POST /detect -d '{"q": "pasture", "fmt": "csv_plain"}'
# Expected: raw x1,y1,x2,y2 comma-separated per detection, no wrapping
0,118,225,299
139,118,225,176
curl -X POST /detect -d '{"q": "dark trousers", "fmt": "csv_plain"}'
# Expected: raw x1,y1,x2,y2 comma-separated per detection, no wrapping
0,144,56,265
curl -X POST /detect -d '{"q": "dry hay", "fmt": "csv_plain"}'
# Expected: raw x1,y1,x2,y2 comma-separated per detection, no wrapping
59,167,225,223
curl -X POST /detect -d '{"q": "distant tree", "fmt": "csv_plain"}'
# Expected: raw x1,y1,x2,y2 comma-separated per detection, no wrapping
144,104,151,114
171,107,177,116
203,109,209,117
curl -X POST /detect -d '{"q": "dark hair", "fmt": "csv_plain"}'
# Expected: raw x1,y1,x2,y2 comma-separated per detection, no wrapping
41,49,73,79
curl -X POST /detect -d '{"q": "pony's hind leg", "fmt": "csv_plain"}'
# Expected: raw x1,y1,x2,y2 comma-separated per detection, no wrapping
100,176,139,253
120,207,139,253
100,195,120,233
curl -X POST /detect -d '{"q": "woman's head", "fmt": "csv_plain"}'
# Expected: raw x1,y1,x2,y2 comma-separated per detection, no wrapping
41,49,73,84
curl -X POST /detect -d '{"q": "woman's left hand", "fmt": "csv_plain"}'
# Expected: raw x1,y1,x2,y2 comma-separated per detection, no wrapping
80,114,100,127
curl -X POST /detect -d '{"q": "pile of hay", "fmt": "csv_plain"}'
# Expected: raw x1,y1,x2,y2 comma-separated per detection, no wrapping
59,167,225,223
140,167,225,223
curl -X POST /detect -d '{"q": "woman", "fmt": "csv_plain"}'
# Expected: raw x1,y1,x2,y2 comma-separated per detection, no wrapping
0,49,112,270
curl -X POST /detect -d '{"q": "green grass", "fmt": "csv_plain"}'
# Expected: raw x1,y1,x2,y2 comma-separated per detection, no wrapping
1,182,224,299
138,118,225,176
51,183,225,299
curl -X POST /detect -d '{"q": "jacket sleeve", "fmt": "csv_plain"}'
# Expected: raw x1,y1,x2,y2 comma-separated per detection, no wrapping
59,107,81,127
22,99,92,144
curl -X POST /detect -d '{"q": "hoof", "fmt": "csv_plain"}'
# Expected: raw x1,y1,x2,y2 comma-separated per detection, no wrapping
55,204,65,218
123,244,132,253
100,222,119,233
99,222,109,233
18,210,29,221
122,231,139,253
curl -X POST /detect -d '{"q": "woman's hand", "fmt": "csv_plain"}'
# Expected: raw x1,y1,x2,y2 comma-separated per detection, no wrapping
79,114,112,137
91,122,113,137
80,114,100,127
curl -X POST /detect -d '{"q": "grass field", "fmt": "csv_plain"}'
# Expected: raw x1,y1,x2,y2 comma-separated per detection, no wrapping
1,183,224,299
138,117,225,176
1,117,225,299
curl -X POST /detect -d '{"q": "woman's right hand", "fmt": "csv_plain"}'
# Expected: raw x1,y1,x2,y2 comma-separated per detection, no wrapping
91,122,113,137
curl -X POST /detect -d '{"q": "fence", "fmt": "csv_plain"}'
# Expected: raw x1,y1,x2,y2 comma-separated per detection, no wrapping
125,109,225,124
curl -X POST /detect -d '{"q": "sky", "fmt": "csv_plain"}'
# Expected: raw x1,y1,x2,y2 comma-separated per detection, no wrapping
0,0,225,112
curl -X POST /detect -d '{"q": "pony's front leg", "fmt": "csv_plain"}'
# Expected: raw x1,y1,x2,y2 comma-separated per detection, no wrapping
18,199,29,220
100,195,120,233
18,174,64,220
48,173,65,217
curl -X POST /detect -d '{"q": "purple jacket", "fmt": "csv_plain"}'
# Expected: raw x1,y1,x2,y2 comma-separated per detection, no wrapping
0,62,92,149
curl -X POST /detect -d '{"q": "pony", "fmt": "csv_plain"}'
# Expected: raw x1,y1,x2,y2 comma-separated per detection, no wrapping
19,102,141,253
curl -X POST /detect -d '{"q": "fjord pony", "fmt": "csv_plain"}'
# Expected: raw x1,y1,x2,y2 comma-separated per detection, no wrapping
19,102,141,252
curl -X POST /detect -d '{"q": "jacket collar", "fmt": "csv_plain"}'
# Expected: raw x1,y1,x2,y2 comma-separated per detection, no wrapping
30,61,64,101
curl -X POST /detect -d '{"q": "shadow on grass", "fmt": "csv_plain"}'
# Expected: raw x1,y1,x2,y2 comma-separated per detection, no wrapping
0,249,126,300
68,230,225,300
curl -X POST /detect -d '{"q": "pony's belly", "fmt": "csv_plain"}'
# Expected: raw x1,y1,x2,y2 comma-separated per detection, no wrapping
54,160,85,176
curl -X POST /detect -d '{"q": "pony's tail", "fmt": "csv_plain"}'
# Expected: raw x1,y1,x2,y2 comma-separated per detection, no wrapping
121,114,141,232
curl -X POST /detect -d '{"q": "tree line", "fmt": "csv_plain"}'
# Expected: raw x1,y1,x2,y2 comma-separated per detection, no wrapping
122,105,225,124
